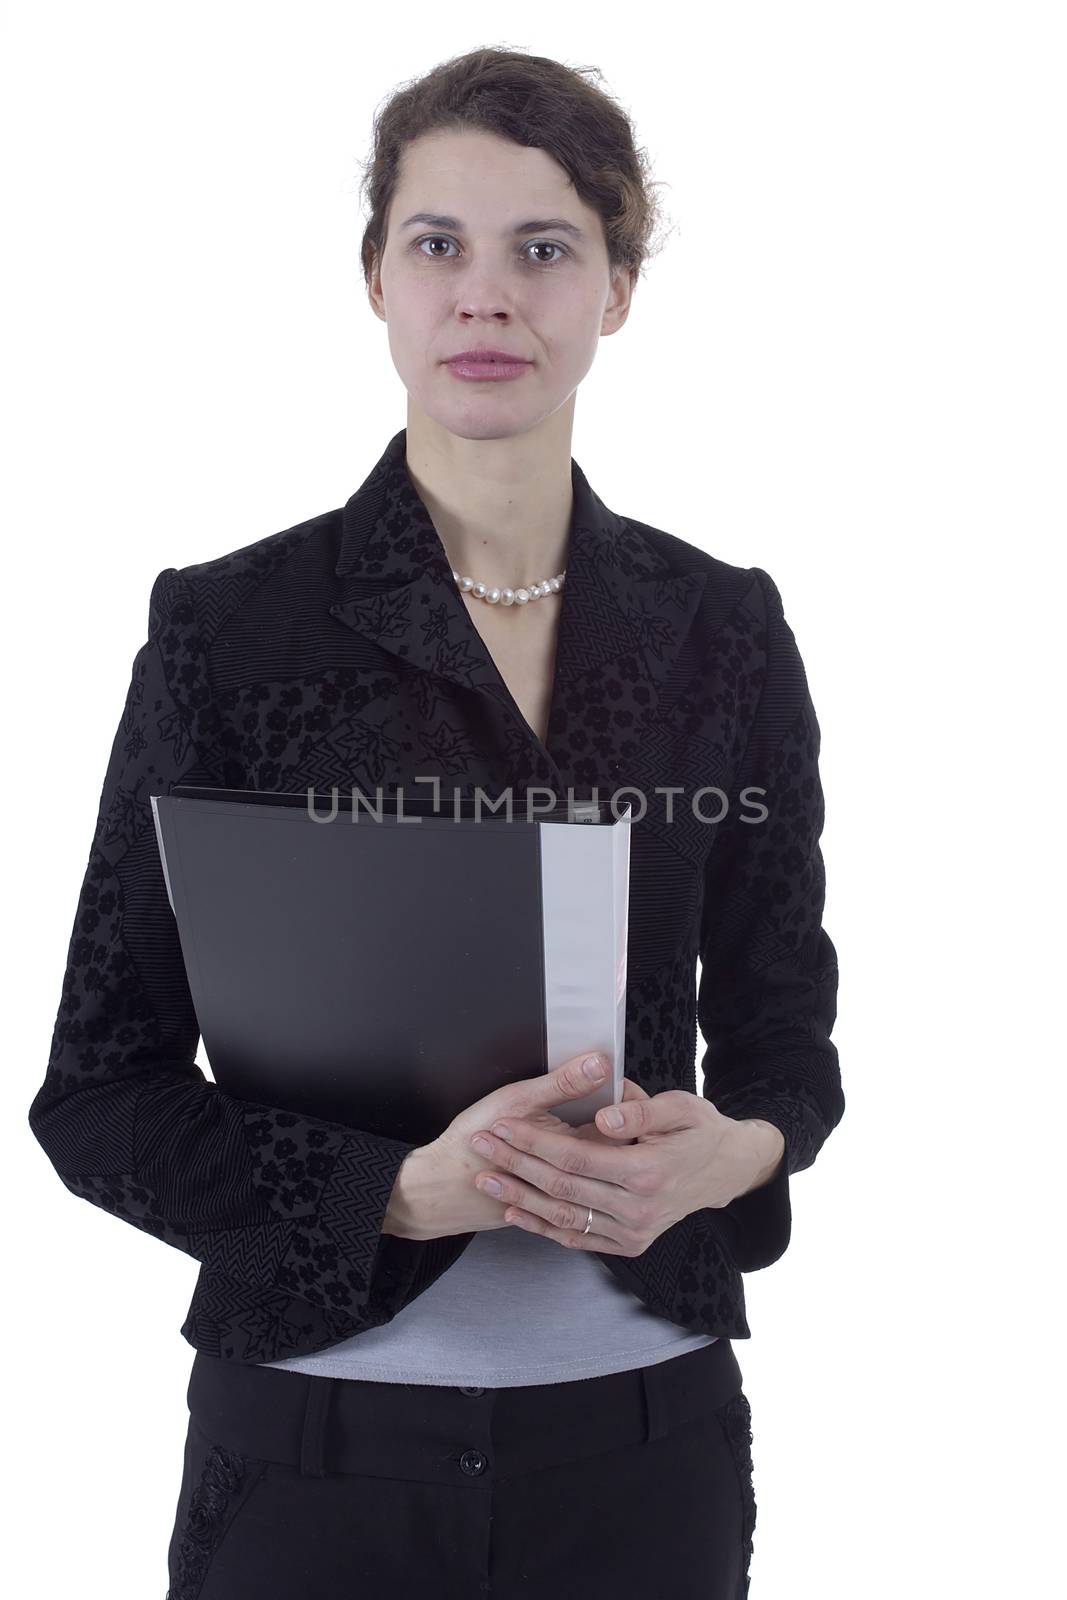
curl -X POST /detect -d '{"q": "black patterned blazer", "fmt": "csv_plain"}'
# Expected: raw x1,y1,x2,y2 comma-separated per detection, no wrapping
29,428,844,1365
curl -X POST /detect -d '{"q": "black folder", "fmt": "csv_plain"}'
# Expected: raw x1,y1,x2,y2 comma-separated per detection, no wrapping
149,786,631,1146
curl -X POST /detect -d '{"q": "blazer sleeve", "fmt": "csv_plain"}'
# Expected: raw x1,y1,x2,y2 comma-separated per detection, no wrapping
697,567,844,1273
28,566,465,1335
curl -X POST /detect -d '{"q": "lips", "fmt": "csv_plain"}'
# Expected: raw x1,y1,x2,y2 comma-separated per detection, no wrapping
444,351,534,383
446,350,530,364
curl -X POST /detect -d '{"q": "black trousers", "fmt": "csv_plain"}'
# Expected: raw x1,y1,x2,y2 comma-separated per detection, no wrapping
166,1338,756,1600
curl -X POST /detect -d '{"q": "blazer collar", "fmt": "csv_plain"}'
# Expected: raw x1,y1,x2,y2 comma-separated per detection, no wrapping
329,429,707,777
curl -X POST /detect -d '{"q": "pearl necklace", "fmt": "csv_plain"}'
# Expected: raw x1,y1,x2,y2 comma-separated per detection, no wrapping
452,568,566,606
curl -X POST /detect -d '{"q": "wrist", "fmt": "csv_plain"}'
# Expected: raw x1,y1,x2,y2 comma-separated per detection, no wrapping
733,1118,786,1199
382,1144,434,1240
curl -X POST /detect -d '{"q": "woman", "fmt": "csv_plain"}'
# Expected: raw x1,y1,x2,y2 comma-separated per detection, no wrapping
29,46,843,1600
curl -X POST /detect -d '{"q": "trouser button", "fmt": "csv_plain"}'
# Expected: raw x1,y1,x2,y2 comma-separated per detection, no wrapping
459,1449,487,1475
458,1385,485,1396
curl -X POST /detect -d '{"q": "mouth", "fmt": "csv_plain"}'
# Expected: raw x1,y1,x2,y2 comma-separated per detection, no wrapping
445,351,532,365
444,351,534,382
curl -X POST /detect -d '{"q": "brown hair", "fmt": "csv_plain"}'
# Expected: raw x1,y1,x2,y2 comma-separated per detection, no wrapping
357,46,670,290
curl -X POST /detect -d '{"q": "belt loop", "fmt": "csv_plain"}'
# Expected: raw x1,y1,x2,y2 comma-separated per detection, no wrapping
299,1374,334,1478
640,1360,670,1445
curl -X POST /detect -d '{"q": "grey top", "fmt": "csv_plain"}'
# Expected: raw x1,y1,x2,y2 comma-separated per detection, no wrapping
259,1224,717,1388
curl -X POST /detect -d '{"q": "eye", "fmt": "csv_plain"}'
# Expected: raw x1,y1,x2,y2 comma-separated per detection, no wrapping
413,235,569,267
524,240,568,266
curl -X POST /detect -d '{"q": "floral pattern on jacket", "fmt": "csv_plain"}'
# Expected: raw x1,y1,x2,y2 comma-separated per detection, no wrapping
29,428,843,1364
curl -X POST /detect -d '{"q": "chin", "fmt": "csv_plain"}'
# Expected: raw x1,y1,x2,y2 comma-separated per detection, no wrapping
414,399,543,446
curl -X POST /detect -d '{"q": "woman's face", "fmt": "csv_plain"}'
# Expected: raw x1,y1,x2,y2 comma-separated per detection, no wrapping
368,127,632,442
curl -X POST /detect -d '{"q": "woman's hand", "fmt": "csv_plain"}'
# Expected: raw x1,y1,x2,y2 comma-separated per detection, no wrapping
464,1088,771,1257
383,1050,623,1241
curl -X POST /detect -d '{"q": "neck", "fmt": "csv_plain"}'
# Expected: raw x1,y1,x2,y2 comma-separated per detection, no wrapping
402,411,574,588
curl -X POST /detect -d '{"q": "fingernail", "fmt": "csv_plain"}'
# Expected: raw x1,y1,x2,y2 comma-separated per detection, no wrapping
583,1054,606,1081
602,1108,624,1129
471,1136,493,1155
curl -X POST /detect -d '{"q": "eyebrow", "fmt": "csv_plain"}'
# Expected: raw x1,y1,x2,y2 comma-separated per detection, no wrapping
399,213,586,242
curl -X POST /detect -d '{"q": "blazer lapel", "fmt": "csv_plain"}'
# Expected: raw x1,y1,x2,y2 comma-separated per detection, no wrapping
329,429,708,793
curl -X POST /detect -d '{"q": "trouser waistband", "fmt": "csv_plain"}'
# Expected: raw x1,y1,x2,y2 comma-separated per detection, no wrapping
186,1338,743,1488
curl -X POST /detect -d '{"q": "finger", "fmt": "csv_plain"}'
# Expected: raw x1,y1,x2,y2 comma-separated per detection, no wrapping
500,1051,611,1117
472,1135,633,1227
470,1118,636,1192
594,1087,702,1139
566,1077,647,1144
504,1205,626,1253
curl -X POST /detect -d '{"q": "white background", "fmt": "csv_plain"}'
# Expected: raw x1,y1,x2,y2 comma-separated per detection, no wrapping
4,2,1064,1595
